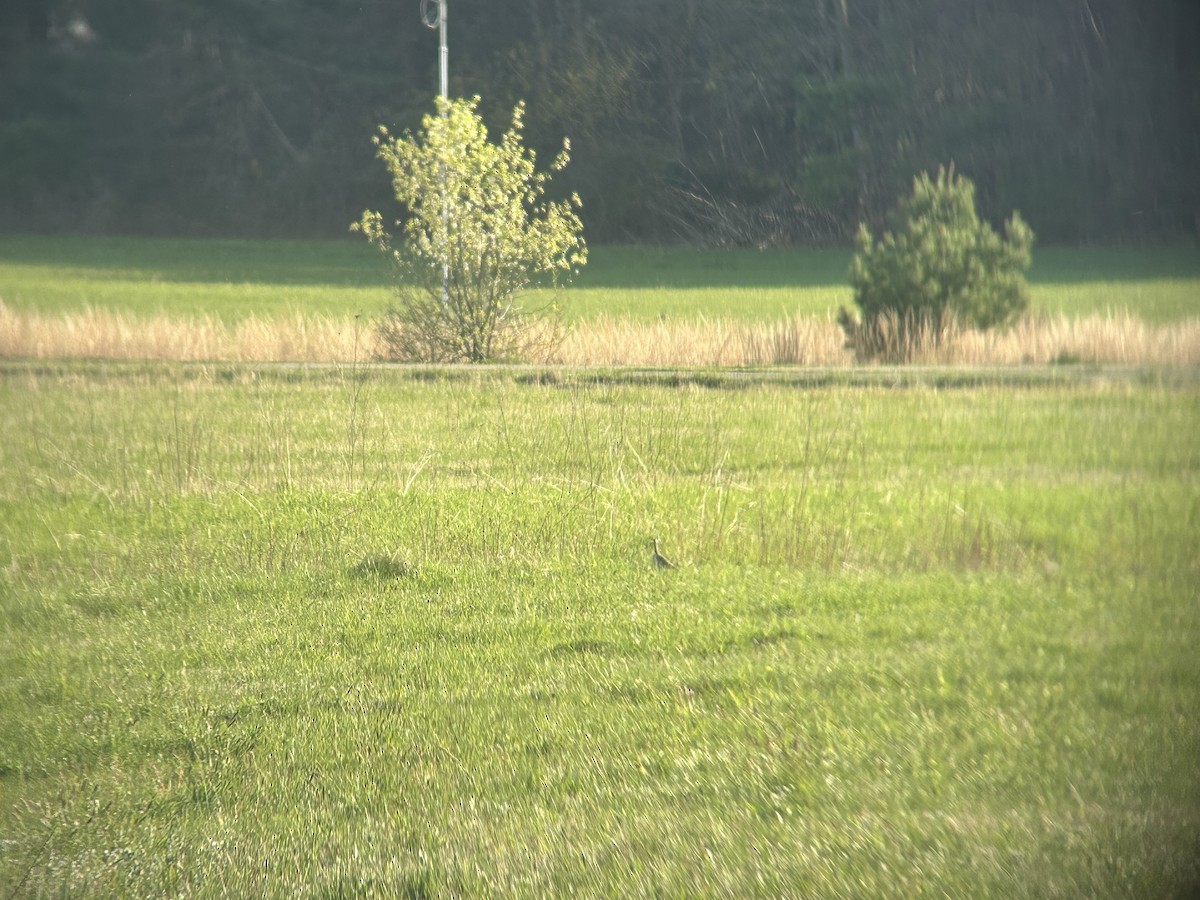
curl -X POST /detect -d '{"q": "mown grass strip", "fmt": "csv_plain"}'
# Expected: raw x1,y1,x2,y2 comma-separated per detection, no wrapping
2,237,1198,322
2,366,1197,895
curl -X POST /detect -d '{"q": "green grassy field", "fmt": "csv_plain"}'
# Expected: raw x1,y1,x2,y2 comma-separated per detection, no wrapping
2,362,1198,895
1,235,1198,323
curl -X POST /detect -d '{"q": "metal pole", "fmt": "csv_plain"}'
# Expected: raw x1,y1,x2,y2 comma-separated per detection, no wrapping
438,0,448,105
439,0,448,310
423,0,449,311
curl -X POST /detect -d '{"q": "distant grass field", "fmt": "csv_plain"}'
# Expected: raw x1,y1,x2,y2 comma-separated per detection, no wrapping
2,363,1198,895
1,235,1197,323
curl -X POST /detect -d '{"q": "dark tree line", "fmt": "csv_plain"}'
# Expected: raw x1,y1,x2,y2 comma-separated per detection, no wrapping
2,0,1197,244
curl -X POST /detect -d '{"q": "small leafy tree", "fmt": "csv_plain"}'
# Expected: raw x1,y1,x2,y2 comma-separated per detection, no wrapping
841,165,1034,361
354,96,586,363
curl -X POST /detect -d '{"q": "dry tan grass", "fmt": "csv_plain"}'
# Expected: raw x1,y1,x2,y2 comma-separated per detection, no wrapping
557,312,1200,368
3,300,1199,367
554,315,848,366
944,311,1200,366
0,302,368,362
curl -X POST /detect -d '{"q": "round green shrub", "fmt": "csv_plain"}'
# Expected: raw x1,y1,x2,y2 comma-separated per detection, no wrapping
845,166,1034,357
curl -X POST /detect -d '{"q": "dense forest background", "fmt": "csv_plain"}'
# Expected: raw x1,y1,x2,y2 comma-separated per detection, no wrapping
2,0,1197,245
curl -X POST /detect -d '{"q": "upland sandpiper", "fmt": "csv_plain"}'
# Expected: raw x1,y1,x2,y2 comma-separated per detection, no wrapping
651,538,676,570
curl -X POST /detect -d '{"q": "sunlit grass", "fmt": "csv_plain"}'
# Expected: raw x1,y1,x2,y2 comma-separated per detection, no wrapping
1,364,1198,895
1,236,1197,323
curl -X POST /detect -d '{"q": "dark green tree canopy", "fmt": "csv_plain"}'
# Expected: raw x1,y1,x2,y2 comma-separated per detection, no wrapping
2,0,1196,244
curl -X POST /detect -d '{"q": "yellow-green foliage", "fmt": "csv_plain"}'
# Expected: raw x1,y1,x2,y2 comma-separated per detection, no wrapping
354,97,587,362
